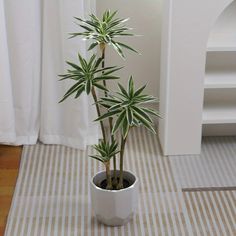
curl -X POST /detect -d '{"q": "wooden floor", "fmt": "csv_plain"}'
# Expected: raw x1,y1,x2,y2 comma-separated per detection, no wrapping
0,145,22,236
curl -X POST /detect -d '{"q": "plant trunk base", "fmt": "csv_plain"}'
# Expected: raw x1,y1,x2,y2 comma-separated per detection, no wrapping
100,178,130,190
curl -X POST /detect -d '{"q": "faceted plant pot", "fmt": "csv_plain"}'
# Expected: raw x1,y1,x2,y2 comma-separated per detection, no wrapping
90,170,139,226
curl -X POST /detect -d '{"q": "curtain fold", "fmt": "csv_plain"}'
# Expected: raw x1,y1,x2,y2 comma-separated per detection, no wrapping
0,0,99,149
0,0,15,143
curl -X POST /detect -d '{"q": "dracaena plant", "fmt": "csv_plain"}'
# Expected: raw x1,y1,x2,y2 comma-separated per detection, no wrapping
69,10,139,187
96,77,161,188
60,10,160,190
70,10,138,58
90,140,119,190
59,53,121,141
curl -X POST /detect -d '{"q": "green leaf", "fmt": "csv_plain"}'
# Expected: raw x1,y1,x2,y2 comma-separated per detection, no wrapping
66,61,82,71
95,66,117,74
98,102,111,109
89,155,104,163
122,117,130,138
118,83,129,98
94,57,103,70
132,106,153,123
112,110,126,134
88,42,99,51
110,150,120,156
94,75,120,82
102,10,108,21
94,147,107,156
100,96,119,102
91,139,119,164
79,24,93,32
133,118,141,126
74,17,83,22
90,14,100,23
134,84,146,97
109,103,122,111
141,107,162,118
133,111,156,133
128,76,134,97
74,85,85,98
111,41,125,58
95,109,120,122
87,54,96,69
103,67,123,76
93,82,109,91
68,32,86,39
116,42,139,54
107,18,129,30
59,81,84,103
114,33,134,36
135,95,157,104
127,108,133,125
78,54,87,71
58,74,79,81
116,92,129,100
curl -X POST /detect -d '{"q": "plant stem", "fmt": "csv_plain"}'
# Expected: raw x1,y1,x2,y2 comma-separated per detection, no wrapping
117,135,128,189
100,43,117,188
91,87,106,142
105,161,112,190
100,43,108,97
109,118,118,188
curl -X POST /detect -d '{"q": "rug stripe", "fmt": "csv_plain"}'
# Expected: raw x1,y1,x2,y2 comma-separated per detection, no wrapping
19,145,39,236
129,130,146,236
212,138,230,185
145,129,173,235
26,144,44,236
34,145,51,235
140,129,163,235
214,191,232,235
133,130,152,235
33,144,49,235
151,134,179,235
170,136,236,189
125,136,139,236
219,192,235,235
227,192,236,218
40,144,54,235
222,137,236,183
74,148,80,236
124,136,133,236
136,130,156,235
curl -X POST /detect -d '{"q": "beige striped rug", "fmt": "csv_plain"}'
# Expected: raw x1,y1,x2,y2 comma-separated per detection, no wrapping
5,128,236,235
170,136,236,189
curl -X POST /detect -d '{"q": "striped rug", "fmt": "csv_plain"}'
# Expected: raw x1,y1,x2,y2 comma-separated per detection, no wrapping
170,136,236,189
5,128,236,235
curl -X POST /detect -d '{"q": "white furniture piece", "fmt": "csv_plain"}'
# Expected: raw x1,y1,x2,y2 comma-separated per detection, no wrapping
159,0,235,155
203,1,236,136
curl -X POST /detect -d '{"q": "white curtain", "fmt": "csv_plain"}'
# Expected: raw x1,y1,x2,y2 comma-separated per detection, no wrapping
0,0,99,149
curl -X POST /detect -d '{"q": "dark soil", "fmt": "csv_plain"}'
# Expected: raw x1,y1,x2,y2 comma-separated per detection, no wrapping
100,177,131,190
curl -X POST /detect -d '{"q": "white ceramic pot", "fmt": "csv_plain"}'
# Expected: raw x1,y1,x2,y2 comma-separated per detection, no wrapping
90,170,139,226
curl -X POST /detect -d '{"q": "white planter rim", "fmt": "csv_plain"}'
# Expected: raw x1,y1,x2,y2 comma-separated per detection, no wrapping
90,170,138,193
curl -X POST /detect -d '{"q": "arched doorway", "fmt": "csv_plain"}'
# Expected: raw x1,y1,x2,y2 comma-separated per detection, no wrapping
203,0,236,136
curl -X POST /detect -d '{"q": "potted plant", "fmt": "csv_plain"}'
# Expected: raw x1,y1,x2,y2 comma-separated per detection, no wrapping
59,10,160,226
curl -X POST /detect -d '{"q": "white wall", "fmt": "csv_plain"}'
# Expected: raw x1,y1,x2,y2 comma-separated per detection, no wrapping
96,0,161,97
